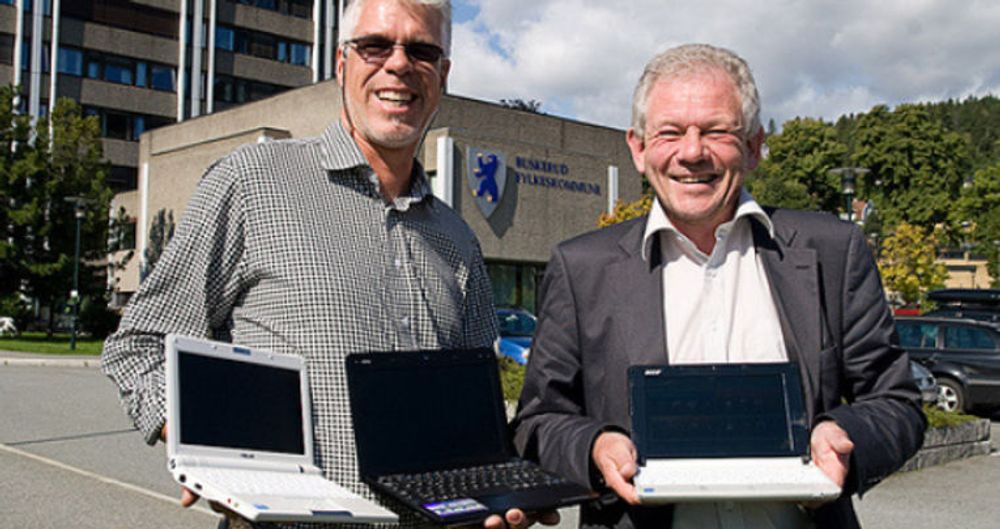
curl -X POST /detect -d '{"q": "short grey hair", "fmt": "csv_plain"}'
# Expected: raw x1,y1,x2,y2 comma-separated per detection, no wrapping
339,0,452,56
631,43,761,138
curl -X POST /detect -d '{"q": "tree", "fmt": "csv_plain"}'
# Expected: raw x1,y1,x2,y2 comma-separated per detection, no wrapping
852,104,971,230
598,193,653,227
951,160,1000,286
878,223,949,307
140,209,175,281
0,88,112,333
748,117,848,212
499,98,543,114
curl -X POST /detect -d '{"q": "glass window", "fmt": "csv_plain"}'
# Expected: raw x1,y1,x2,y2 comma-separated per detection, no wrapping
0,0,14,6
133,115,146,138
235,30,251,54
287,0,312,18
86,55,101,79
150,65,175,91
945,326,996,351
290,43,310,66
250,33,276,59
134,62,147,87
108,165,138,192
0,35,14,66
897,322,938,348
277,41,287,63
108,112,131,139
104,58,134,85
57,47,83,76
216,26,235,51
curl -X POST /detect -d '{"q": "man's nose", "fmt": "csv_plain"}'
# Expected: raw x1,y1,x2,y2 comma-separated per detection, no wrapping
676,127,706,162
383,45,414,74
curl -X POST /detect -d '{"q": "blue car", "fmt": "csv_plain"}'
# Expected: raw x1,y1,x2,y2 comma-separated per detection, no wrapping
496,307,537,364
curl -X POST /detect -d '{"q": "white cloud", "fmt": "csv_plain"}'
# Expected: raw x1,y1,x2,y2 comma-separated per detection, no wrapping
448,0,1000,130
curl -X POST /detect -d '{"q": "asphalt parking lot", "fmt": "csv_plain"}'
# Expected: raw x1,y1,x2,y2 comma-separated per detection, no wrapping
1,359,999,529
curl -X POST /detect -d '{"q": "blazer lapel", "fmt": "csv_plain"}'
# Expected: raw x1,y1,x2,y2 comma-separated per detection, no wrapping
610,218,668,365
752,218,822,420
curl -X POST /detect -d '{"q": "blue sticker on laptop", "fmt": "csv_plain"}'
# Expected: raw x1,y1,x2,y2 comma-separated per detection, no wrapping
254,504,270,510
424,498,488,517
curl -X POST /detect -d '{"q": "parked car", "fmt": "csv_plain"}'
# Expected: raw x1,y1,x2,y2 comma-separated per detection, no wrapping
496,307,537,365
924,288,1000,324
909,360,938,406
895,316,1000,413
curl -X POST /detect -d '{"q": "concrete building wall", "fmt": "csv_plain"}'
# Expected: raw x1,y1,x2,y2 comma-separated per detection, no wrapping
113,79,642,294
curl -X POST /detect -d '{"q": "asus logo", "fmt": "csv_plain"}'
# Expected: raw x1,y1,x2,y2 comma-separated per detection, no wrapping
240,453,255,459
644,369,662,376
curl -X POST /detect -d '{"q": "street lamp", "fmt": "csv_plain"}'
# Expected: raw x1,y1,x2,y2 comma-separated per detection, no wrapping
64,196,93,351
829,166,870,223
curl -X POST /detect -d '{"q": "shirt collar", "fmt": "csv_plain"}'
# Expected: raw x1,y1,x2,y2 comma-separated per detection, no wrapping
318,121,433,210
641,188,775,262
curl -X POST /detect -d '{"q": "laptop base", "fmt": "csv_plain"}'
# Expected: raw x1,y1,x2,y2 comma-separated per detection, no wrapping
634,457,841,503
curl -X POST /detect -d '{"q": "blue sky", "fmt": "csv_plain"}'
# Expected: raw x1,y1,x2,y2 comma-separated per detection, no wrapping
447,0,1000,131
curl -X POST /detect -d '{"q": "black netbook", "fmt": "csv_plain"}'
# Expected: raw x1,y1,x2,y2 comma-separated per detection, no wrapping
346,349,596,525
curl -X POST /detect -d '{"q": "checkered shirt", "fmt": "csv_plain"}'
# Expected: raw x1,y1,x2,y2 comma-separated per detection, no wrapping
101,121,499,527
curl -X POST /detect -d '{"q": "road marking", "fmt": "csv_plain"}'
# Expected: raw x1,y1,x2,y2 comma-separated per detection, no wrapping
0,442,217,517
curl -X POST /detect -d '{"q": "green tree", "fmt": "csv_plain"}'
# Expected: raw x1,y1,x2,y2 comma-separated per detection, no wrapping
748,117,848,212
0,88,112,334
951,160,1000,286
852,104,971,230
878,223,949,307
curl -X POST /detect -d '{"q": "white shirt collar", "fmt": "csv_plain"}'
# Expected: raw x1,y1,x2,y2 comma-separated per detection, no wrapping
641,188,775,262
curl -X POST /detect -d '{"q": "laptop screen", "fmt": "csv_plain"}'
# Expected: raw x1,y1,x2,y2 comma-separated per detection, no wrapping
630,363,809,459
347,350,511,477
177,350,306,455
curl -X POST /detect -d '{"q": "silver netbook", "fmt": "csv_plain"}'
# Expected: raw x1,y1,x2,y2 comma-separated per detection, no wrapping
165,334,397,523
629,362,841,503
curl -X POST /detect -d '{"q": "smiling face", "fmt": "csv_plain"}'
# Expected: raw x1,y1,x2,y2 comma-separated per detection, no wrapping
627,68,763,237
336,0,450,152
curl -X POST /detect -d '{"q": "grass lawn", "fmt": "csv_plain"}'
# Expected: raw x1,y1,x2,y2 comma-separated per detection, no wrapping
0,332,103,356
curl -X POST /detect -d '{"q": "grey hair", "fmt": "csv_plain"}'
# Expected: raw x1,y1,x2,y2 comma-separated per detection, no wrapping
339,0,452,56
630,43,761,138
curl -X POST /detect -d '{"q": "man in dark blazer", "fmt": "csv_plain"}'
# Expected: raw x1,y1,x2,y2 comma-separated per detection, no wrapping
512,43,925,529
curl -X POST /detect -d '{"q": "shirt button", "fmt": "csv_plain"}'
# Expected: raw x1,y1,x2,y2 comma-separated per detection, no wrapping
394,258,402,269
400,317,410,328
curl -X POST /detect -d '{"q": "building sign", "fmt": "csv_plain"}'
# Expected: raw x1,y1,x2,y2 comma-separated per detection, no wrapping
512,156,601,195
467,147,507,219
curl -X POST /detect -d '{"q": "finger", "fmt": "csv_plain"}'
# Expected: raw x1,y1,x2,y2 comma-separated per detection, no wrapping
504,508,526,529
483,513,506,529
179,487,199,507
599,459,640,505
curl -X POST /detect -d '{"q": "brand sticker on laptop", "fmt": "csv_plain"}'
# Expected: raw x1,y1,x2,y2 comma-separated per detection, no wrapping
424,498,488,517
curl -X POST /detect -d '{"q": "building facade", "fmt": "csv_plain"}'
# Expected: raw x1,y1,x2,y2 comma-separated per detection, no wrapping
0,0,341,192
111,80,643,312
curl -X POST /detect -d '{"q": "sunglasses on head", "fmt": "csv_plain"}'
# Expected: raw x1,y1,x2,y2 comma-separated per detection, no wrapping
345,37,446,64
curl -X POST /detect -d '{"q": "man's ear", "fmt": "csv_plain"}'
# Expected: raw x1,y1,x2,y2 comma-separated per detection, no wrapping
626,128,647,175
336,46,346,87
440,59,451,91
746,128,765,170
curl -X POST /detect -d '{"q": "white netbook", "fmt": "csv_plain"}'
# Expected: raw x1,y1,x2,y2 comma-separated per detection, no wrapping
165,334,398,523
628,362,841,503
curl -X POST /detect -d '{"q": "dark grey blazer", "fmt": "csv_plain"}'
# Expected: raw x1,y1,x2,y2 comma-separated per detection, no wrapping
512,208,926,529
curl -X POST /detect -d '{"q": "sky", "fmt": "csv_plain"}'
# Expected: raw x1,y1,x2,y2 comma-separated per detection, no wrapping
446,0,1000,131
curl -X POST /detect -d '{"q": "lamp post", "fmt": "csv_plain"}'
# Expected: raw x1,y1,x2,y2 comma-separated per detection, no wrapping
64,196,92,351
829,167,870,223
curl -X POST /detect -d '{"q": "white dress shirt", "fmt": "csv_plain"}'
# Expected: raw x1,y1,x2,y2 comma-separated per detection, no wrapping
640,189,815,529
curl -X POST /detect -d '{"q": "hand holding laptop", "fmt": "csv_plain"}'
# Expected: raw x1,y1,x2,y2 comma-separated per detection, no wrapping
591,432,640,505
809,421,854,489
160,423,201,508
481,508,561,529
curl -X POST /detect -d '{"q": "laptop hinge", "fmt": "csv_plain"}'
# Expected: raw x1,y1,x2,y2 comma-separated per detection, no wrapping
172,455,320,474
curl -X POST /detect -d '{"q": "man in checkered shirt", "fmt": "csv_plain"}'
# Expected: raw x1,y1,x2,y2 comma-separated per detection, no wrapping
102,1,555,528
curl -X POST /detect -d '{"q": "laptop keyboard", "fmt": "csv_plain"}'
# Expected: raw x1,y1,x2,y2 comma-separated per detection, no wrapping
376,460,566,503
192,468,344,498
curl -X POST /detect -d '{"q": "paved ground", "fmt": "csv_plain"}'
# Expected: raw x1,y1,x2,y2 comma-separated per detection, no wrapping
2,356,999,529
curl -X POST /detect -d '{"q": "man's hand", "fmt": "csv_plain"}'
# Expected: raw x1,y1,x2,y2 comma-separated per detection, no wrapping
810,420,854,489
162,423,202,508
591,431,640,505
482,508,561,529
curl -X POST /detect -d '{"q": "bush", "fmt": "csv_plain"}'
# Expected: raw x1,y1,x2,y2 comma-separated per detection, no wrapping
923,404,979,428
499,356,527,402
0,295,31,331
